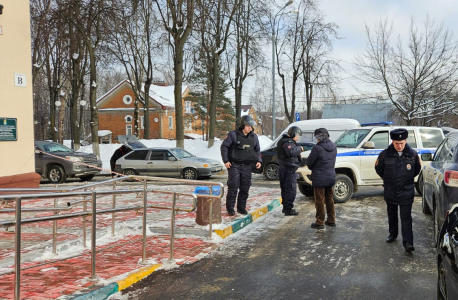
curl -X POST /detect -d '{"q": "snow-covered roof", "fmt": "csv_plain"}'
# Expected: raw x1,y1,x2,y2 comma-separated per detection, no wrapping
99,130,112,136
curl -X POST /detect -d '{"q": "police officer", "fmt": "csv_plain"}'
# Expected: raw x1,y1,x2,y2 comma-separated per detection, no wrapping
277,126,304,216
375,128,421,252
221,115,262,216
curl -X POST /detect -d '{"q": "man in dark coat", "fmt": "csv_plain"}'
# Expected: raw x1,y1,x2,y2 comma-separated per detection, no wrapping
306,128,337,229
110,145,131,177
277,126,304,216
221,115,262,216
375,128,421,252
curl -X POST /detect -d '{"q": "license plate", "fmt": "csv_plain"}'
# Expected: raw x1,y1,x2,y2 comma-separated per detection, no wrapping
217,170,225,175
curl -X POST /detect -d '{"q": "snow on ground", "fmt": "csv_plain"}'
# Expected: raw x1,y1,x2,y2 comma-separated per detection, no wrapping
68,135,273,175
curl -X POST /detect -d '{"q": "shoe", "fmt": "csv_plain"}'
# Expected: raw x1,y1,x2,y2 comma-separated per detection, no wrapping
227,209,235,216
325,221,336,226
311,223,324,229
404,242,415,252
284,209,299,216
237,208,248,215
386,235,397,243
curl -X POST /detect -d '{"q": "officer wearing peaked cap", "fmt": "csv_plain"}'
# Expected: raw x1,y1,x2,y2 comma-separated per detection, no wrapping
375,128,421,253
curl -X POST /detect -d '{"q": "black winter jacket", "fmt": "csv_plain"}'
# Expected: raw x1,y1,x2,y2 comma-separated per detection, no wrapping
277,134,303,169
305,138,337,188
220,130,262,164
375,143,421,205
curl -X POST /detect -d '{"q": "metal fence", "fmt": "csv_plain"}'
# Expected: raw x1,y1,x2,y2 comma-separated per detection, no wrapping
0,175,224,300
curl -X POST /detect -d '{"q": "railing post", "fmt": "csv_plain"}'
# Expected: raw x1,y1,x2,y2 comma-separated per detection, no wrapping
53,184,58,254
142,180,147,263
14,197,21,300
169,193,177,261
112,181,116,235
90,191,97,280
83,183,87,247
208,186,213,240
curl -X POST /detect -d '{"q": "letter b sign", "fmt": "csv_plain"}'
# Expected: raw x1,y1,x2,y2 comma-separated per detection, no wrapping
15,73,27,87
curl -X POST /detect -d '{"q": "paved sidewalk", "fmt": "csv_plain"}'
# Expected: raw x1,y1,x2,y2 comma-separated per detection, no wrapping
0,181,281,300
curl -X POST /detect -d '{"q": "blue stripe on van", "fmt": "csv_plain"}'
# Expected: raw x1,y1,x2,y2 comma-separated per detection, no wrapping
336,148,436,157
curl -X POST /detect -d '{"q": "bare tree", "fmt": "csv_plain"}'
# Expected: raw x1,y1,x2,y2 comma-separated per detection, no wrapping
355,17,458,125
155,0,195,149
194,0,241,148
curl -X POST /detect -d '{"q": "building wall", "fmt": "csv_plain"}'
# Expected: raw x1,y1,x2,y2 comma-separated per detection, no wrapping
0,1,35,176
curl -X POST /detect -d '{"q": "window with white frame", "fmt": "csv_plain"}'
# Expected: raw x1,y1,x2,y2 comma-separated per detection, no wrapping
125,115,132,123
168,116,173,129
140,116,144,129
123,95,133,105
126,125,132,135
185,101,191,114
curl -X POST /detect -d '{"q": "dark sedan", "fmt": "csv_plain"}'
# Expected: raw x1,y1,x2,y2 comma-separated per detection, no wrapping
437,203,458,300
422,131,458,244
253,142,315,180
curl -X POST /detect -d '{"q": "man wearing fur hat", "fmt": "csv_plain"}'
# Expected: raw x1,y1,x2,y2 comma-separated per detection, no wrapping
375,128,421,253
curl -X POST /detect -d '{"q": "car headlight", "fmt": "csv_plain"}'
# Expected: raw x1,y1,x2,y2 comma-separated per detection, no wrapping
66,156,84,163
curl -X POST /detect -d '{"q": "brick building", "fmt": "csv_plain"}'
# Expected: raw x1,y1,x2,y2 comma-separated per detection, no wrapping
97,80,206,141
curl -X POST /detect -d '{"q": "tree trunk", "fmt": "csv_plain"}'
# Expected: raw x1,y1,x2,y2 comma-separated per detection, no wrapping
88,47,100,157
174,40,185,149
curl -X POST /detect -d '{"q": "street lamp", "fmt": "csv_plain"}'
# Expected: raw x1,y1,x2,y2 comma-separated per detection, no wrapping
272,0,294,139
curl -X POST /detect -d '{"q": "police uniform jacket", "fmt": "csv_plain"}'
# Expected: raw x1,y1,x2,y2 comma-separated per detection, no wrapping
277,134,303,169
221,129,262,164
375,143,421,205
305,138,337,188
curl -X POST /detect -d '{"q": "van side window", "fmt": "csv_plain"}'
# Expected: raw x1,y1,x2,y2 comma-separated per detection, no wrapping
368,131,388,149
420,128,443,148
299,133,314,143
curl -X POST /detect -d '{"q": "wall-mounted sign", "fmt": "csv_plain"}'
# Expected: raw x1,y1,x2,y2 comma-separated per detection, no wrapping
0,118,17,141
14,73,26,87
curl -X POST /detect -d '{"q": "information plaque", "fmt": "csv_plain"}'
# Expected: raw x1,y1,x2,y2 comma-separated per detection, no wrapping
0,118,18,141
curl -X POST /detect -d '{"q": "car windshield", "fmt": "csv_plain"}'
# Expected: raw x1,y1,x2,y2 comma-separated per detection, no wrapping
334,129,371,148
170,148,194,159
36,142,73,153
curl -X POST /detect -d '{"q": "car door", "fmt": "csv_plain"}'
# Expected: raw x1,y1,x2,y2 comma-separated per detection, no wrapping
424,139,447,208
360,130,389,182
122,149,150,175
431,138,453,226
148,150,178,177
437,137,458,226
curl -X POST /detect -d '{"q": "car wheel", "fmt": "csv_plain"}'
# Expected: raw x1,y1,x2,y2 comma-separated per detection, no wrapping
333,174,354,203
183,168,198,180
437,259,447,300
47,165,66,184
123,169,138,182
298,184,314,197
415,172,423,196
263,164,279,180
79,174,95,182
421,181,432,215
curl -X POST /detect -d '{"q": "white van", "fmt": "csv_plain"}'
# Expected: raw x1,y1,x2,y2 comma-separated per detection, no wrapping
257,119,361,180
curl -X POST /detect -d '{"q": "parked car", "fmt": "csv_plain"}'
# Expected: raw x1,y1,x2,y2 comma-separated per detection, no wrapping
298,125,445,203
437,203,458,299
254,142,315,180
114,147,224,180
35,141,102,184
421,131,458,244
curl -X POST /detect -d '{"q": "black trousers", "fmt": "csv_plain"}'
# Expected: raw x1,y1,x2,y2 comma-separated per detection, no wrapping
226,163,252,211
279,166,297,210
386,202,413,245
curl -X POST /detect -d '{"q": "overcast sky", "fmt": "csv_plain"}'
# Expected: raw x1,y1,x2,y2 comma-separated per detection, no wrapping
319,0,458,98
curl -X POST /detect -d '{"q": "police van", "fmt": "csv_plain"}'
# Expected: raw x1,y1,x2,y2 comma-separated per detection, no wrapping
296,124,445,203
257,119,361,180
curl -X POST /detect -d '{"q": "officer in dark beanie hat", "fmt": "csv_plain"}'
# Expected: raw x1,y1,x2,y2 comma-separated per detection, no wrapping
375,128,421,252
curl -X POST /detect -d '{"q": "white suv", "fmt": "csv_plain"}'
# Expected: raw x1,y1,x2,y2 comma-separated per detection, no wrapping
296,125,444,203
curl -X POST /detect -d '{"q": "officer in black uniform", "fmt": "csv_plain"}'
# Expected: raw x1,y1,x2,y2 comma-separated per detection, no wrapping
375,128,421,252
277,126,304,216
221,115,262,216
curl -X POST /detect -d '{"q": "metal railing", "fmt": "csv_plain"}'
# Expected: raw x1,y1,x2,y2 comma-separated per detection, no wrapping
0,175,224,300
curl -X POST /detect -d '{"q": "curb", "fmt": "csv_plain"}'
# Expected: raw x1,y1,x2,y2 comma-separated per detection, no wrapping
69,198,282,300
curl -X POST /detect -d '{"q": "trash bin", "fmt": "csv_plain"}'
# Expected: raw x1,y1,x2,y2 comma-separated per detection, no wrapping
194,186,222,226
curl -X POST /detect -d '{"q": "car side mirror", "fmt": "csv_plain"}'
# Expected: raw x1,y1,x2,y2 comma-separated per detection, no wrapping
362,141,375,149
168,157,177,161
421,153,433,161
34,149,41,154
